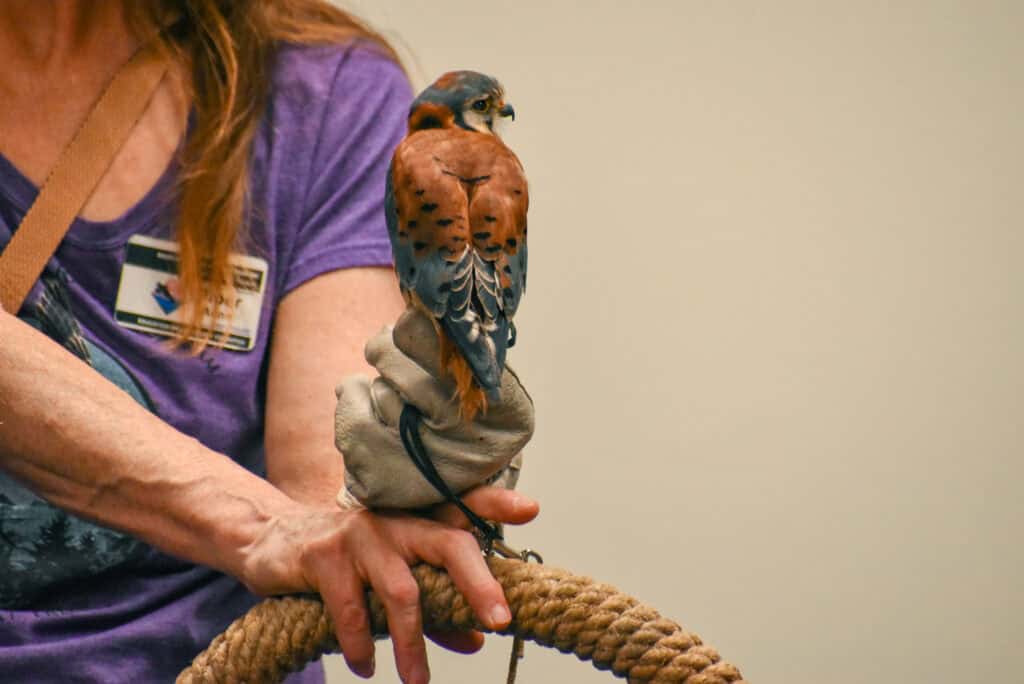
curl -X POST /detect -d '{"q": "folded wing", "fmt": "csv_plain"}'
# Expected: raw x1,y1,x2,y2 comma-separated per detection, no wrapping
386,129,528,410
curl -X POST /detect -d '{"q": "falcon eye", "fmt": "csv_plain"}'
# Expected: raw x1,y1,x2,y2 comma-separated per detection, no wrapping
471,98,489,112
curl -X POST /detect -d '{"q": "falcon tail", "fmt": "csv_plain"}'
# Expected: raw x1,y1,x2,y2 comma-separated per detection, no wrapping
438,312,510,421
439,333,489,421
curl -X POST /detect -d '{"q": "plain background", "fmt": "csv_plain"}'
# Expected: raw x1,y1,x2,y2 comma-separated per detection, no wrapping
325,1,1023,682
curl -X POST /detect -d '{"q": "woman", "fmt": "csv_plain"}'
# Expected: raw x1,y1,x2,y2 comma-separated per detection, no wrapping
0,2,537,683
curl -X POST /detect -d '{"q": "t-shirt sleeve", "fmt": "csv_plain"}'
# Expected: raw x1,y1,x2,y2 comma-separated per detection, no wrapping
281,48,412,296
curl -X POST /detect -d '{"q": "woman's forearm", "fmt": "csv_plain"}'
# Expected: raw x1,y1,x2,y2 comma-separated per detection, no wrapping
0,310,297,580
0,311,540,683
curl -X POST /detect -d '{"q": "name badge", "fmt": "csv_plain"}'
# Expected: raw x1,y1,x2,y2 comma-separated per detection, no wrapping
114,235,268,351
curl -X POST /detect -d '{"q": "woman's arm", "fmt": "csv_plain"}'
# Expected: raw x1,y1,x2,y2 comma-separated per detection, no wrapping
0,308,296,577
264,267,545,679
264,266,405,507
263,266,529,679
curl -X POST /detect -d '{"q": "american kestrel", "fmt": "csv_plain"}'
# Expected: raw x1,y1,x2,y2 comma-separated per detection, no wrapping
386,71,528,420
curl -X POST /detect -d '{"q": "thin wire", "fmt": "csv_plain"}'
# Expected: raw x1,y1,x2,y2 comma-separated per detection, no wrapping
506,635,525,684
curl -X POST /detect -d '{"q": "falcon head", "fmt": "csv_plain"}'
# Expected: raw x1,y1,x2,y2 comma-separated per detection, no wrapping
408,70,516,137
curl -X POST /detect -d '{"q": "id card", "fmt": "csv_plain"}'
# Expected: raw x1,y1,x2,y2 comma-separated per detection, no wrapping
114,235,268,351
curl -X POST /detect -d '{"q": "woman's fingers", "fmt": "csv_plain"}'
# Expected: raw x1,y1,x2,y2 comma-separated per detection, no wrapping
426,628,486,654
296,499,539,684
411,526,511,631
422,488,539,632
361,537,430,684
319,565,376,678
431,486,539,529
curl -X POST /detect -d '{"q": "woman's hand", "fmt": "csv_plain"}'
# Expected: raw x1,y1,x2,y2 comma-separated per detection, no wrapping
336,308,535,510
240,486,539,684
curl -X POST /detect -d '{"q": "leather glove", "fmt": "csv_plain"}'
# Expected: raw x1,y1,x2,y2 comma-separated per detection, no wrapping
335,308,534,510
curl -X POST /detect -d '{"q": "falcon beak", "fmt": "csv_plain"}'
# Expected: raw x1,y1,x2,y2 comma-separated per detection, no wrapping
498,103,516,120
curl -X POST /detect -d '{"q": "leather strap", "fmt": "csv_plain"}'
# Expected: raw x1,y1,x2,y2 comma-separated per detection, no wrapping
0,45,168,314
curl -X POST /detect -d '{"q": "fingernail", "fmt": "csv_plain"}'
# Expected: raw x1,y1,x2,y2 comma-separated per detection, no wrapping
410,663,430,684
511,494,529,513
489,604,511,628
354,658,374,679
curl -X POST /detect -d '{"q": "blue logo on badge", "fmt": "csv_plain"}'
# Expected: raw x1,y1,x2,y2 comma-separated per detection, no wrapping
151,281,180,314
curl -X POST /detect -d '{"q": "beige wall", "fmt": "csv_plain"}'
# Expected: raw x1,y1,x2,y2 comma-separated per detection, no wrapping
330,2,1023,682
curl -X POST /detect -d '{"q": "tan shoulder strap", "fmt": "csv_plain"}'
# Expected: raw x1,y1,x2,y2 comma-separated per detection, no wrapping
0,45,168,314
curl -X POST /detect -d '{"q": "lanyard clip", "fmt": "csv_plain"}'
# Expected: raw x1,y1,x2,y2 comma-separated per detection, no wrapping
488,538,544,564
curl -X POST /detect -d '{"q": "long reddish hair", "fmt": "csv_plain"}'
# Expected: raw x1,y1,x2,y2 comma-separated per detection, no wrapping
126,1,399,349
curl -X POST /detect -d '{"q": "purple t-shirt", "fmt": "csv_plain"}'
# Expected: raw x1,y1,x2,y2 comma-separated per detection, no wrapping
0,44,410,681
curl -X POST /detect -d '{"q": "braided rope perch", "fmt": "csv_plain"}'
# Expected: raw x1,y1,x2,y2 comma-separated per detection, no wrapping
177,557,746,684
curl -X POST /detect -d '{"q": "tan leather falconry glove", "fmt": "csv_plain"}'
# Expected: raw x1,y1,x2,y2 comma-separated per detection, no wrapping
335,309,534,510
